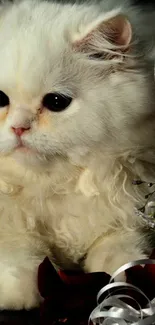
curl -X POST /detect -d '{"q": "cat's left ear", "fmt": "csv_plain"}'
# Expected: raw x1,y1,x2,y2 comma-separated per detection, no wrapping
72,12,132,57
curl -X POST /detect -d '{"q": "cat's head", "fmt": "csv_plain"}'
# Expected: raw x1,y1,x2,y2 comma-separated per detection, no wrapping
0,0,154,168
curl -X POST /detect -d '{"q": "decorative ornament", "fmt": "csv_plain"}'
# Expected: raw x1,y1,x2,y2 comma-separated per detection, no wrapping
38,252,155,325
133,180,155,229
89,259,155,325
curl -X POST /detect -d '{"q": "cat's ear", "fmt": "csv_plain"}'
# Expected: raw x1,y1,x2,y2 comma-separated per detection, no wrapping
73,13,132,57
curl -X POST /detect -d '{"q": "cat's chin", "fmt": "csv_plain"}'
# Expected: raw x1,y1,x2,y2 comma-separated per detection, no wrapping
12,147,48,170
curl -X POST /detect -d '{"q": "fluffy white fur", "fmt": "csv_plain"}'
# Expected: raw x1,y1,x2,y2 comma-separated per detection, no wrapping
0,0,154,309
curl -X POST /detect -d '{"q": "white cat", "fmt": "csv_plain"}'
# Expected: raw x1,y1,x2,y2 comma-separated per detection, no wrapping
0,0,154,310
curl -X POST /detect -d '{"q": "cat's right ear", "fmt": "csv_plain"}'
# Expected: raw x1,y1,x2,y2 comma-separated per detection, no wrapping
72,11,132,59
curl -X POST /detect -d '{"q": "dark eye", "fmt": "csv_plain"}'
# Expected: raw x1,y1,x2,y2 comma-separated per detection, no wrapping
0,91,9,107
42,93,72,112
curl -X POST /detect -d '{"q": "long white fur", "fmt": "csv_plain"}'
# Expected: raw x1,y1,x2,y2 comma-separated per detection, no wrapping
0,0,154,309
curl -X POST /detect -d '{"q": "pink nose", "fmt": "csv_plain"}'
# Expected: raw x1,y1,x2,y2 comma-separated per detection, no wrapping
12,127,30,136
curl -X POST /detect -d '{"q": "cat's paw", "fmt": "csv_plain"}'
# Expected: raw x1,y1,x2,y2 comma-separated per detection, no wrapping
84,238,147,280
114,271,127,282
0,265,41,310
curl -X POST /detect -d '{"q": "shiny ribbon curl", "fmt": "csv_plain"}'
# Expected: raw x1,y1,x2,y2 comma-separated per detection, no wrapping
89,259,155,325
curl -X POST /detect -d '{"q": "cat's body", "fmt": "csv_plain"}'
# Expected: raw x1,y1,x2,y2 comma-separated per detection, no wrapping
0,0,154,309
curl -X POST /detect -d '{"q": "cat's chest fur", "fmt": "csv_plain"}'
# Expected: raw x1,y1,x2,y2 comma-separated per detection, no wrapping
0,157,105,264
0,156,146,268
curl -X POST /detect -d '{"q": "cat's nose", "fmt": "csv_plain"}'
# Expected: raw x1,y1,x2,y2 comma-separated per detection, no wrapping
11,127,30,136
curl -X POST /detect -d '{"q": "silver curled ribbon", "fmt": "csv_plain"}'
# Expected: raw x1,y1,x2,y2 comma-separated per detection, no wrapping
89,259,155,325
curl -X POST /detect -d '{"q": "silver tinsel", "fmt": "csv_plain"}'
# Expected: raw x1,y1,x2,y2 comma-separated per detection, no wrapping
133,180,155,229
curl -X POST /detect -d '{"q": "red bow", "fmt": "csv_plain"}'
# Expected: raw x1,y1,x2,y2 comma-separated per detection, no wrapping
38,257,110,325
